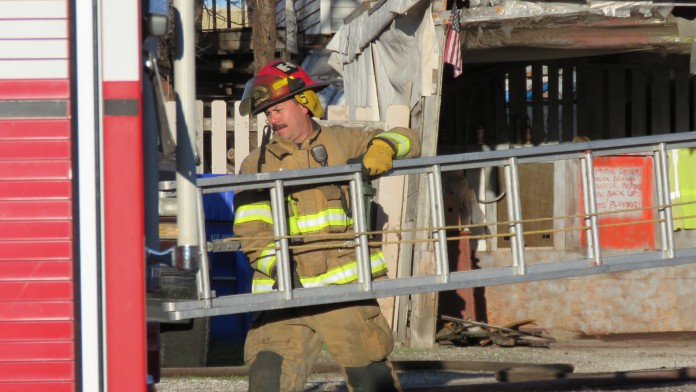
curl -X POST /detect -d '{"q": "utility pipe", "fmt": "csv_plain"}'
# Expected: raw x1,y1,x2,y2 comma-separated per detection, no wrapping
173,0,200,272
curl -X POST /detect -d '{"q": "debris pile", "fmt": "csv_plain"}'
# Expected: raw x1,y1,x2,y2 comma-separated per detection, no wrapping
436,315,556,348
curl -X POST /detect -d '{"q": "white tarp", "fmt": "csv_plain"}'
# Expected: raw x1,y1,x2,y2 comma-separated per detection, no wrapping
325,0,696,119
326,0,438,121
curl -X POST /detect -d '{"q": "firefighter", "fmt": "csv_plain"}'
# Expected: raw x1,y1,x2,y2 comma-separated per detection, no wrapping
233,60,421,392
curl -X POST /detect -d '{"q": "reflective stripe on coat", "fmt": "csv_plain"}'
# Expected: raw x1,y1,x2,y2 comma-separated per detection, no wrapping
233,122,421,292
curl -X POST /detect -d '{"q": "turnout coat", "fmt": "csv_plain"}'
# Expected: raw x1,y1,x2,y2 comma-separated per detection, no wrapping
233,121,421,292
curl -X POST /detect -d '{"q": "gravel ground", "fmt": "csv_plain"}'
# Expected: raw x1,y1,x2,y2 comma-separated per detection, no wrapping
156,335,696,391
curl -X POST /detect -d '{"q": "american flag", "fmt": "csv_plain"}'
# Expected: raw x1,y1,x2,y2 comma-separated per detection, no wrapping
443,5,462,78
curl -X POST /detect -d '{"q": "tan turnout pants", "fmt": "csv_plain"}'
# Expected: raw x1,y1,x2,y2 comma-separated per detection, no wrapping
244,299,401,391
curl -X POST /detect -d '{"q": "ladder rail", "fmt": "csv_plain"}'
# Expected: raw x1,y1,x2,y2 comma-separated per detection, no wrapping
655,143,676,257
579,154,594,260
164,248,696,319
581,151,602,266
505,157,526,275
195,187,214,307
199,165,361,195
162,132,696,320
270,180,293,298
350,172,373,290
198,133,695,199
427,164,450,280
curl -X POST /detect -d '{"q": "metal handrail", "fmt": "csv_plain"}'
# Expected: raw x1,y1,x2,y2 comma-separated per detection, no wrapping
163,131,696,320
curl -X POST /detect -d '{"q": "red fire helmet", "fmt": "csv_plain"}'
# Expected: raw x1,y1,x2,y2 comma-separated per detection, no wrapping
239,60,328,116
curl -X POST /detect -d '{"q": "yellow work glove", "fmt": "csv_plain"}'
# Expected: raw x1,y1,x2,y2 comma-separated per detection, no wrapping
363,139,395,176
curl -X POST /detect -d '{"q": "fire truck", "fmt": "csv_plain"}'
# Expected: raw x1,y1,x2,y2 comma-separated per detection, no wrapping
0,0,196,390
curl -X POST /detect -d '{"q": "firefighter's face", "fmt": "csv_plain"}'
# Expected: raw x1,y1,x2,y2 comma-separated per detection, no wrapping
264,98,312,143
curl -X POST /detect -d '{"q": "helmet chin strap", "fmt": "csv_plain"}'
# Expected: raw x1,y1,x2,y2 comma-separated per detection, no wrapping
257,123,272,173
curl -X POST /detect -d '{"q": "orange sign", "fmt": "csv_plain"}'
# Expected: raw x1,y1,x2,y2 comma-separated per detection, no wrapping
580,156,655,250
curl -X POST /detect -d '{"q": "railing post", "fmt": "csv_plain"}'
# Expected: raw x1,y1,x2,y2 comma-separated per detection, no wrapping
270,180,293,298
655,143,676,257
195,187,214,308
581,151,602,266
351,172,373,291
505,157,527,275
427,165,450,282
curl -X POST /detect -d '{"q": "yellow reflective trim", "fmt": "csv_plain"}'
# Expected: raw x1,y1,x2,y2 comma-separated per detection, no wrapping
377,133,410,159
288,216,300,235
296,208,352,233
256,242,277,276
250,252,387,293
287,196,300,235
300,252,386,287
235,203,273,225
251,278,275,293
271,77,289,91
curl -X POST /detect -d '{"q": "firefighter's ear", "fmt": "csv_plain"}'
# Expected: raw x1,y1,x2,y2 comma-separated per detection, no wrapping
296,99,310,115
289,98,308,116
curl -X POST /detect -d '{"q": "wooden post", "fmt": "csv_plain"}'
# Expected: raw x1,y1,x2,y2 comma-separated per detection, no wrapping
576,65,603,140
631,68,648,137
561,64,575,143
399,25,445,349
674,67,690,132
375,105,409,328
531,64,544,143
233,101,250,173
547,64,559,143
438,230,476,321
355,106,372,121
327,105,350,121
607,67,626,138
210,100,227,174
406,97,441,349
651,67,671,134
507,66,527,144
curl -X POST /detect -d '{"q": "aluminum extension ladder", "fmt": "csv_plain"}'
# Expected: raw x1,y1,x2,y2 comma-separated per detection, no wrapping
163,131,696,320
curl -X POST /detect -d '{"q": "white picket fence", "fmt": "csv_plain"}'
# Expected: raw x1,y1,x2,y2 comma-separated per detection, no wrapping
165,100,403,175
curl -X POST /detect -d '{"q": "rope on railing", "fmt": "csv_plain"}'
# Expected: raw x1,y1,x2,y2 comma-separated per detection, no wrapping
224,200,696,252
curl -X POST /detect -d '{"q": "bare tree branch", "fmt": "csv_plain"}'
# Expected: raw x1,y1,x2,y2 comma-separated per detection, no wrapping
248,0,276,72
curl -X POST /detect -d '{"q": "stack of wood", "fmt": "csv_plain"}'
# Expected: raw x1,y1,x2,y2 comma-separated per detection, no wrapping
436,315,556,348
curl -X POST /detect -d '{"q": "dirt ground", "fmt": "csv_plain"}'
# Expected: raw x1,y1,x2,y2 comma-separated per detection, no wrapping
157,332,696,391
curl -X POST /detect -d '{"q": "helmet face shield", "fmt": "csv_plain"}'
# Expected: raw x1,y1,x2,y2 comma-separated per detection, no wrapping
239,75,307,116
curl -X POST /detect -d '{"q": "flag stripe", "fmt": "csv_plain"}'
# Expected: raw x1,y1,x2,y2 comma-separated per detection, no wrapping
443,7,463,78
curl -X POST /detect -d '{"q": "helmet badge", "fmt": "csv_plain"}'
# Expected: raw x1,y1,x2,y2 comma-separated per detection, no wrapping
272,61,299,76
